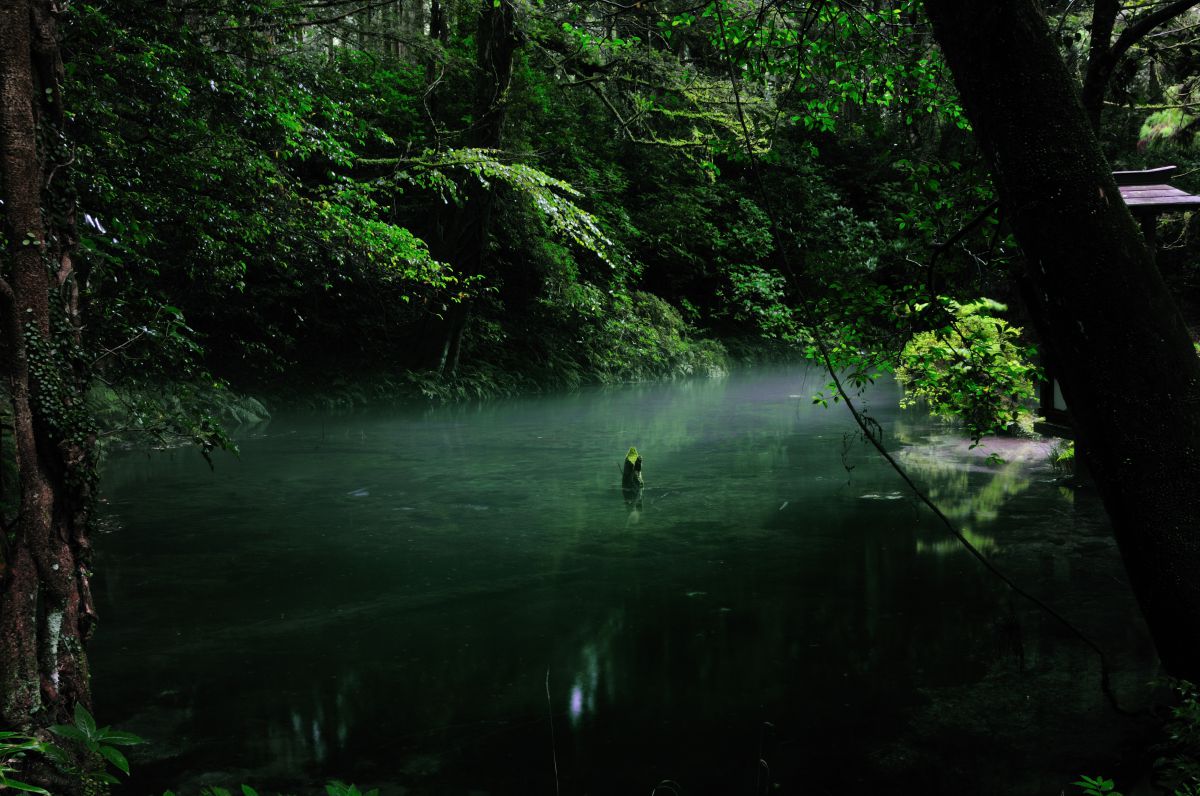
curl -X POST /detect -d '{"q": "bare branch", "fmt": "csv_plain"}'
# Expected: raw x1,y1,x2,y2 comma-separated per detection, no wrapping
1111,0,1200,61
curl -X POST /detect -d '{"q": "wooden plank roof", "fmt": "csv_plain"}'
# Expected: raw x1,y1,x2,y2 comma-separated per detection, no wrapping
1113,165,1200,213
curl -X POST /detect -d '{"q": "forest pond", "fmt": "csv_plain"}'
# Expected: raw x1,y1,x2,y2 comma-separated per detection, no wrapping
92,366,1159,795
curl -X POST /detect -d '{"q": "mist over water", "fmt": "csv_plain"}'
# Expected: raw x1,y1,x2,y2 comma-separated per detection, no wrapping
92,366,1157,795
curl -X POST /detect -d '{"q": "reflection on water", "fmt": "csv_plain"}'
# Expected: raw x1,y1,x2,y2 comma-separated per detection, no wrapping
891,420,1061,557
915,528,999,557
91,367,1157,795
266,671,359,771
567,610,622,728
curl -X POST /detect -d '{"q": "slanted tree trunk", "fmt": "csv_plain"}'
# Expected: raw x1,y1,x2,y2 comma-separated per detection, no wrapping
923,0,1200,679
0,0,97,742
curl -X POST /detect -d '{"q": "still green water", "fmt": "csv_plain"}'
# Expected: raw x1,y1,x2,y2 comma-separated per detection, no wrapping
92,367,1158,795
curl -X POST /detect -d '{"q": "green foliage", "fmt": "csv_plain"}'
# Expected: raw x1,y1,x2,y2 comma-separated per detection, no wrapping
0,732,51,794
1139,107,1198,150
1073,774,1123,796
65,2,456,384
1067,684,1200,796
325,783,379,796
722,263,792,336
666,0,967,138
1134,56,1200,150
399,148,621,269
54,0,1013,419
1050,440,1076,474
188,787,260,796
46,704,145,785
587,292,730,382
1155,679,1200,794
87,382,260,463
895,298,1038,441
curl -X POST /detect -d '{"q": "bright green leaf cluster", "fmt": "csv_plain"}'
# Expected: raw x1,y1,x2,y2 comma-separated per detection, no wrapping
895,297,1038,442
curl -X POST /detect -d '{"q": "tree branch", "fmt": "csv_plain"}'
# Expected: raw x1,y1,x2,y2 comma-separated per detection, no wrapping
1082,0,1199,128
1111,0,1200,61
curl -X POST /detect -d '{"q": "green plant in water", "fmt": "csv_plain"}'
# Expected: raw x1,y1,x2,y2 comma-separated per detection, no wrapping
46,704,144,786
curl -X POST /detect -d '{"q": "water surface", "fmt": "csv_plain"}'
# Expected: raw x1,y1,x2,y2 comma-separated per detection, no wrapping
92,367,1159,795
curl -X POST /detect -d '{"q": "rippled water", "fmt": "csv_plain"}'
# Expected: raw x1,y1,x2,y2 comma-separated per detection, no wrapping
91,367,1159,795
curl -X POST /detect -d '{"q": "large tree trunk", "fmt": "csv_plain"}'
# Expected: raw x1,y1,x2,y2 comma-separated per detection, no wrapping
923,0,1200,679
0,0,96,741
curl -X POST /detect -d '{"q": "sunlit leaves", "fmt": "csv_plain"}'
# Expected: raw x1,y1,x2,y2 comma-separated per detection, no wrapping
399,148,623,269
667,0,968,139
895,297,1039,441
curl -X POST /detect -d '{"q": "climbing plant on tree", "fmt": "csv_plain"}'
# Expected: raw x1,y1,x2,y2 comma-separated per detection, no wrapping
0,0,98,775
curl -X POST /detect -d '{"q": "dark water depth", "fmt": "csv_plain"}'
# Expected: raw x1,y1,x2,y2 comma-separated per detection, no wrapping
91,367,1159,795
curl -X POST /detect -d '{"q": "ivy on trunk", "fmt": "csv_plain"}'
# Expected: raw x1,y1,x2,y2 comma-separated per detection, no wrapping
0,0,97,752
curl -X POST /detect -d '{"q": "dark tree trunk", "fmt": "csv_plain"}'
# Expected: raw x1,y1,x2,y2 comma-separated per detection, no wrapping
1081,0,1119,131
0,0,96,740
429,0,446,44
923,0,1200,679
426,0,518,375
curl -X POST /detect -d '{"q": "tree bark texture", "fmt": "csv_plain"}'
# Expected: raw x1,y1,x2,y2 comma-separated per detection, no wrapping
924,0,1200,679
0,0,96,733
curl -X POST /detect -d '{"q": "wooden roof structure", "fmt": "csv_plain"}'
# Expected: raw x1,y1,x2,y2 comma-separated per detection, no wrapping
1114,165,1200,214
1037,165,1198,436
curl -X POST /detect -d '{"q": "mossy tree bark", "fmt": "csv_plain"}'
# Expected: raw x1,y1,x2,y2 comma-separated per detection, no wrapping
924,0,1200,679
0,0,97,741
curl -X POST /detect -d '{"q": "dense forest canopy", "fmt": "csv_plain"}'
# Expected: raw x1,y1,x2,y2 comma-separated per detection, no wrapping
3,0,1200,791
49,0,1200,402
60,0,984,397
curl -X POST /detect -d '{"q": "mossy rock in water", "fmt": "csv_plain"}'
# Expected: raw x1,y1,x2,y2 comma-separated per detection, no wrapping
622,446,643,489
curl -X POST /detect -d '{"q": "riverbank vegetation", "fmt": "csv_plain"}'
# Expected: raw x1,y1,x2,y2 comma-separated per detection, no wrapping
51,0,1037,407
25,0,1200,417
4,0,1200,792
47,0,1200,420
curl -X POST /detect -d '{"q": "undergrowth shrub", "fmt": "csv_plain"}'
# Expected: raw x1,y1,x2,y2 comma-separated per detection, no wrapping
895,297,1038,440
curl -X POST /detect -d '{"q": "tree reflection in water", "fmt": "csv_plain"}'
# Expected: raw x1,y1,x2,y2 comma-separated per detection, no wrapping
567,611,623,729
891,421,1062,556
